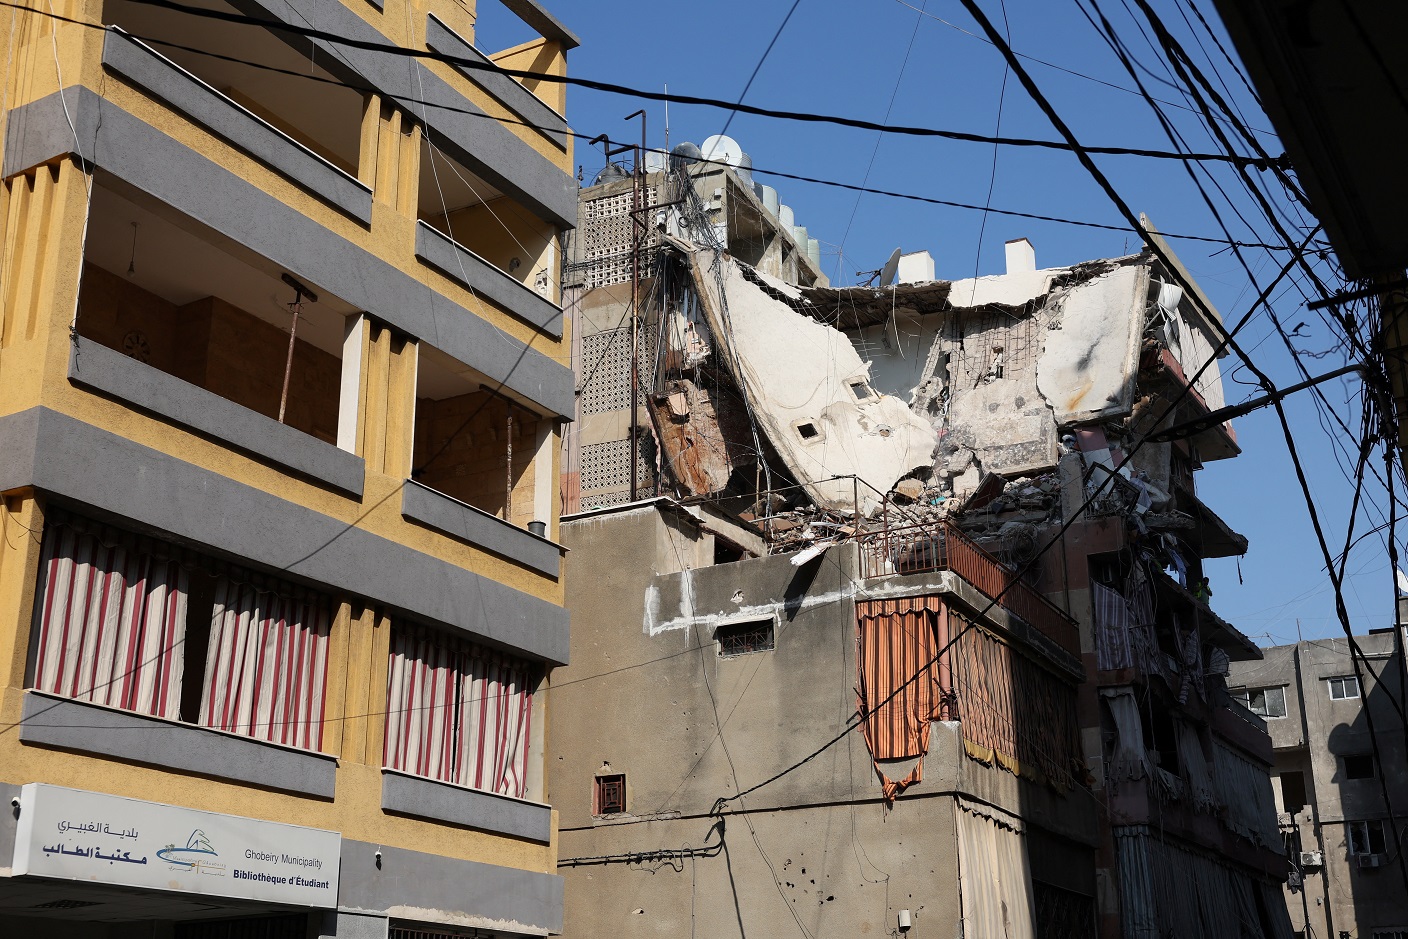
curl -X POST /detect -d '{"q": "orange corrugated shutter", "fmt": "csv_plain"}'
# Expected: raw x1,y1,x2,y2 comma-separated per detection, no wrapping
855,596,953,800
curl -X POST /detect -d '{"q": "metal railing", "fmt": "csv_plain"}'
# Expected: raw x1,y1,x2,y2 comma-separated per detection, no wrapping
858,519,1080,656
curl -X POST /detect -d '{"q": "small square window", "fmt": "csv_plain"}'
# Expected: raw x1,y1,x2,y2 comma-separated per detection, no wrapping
595,774,625,815
796,422,820,440
717,619,775,657
1329,676,1362,700
849,381,873,400
1349,820,1386,855
1345,755,1375,780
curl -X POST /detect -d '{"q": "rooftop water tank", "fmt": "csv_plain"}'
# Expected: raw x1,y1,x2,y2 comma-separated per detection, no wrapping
807,238,822,269
670,141,703,170
793,225,809,248
594,163,629,185
736,151,755,188
761,185,779,216
779,204,795,229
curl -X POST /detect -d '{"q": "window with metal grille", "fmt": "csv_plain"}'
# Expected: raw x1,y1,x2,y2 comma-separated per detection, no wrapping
390,926,486,939
716,619,775,657
174,914,307,939
595,773,626,815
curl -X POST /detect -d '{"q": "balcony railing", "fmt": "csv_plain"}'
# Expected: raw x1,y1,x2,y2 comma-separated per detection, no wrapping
858,519,1079,656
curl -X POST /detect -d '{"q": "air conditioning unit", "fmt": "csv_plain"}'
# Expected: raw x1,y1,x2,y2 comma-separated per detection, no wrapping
1357,854,1382,869
1300,851,1324,868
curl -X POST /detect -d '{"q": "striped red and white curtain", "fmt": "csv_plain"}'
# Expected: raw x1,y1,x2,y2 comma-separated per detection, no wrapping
200,576,331,751
30,515,189,719
384,623,539,798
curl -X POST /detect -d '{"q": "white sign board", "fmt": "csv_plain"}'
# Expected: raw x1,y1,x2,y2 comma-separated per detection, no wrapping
11,784,341,908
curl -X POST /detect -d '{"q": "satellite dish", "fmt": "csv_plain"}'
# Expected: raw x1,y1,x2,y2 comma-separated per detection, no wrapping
643,150,668,174
700,134,744,168
879,247,902,287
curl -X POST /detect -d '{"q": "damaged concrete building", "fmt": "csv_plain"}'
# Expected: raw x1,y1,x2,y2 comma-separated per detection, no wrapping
554,147,1291,938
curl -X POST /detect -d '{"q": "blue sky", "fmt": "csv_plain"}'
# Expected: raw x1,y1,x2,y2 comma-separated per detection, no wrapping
488,0,1392,645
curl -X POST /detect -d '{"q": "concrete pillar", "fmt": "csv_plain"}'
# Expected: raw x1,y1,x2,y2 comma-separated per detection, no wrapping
337,314,366,454
355,321,418,479
318,910,388,939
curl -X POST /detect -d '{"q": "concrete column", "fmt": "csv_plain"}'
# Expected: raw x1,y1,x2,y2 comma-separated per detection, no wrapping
337,314,366,454
355,322,418,479
0,494,44,693
318,910,388,939
532,420,557,538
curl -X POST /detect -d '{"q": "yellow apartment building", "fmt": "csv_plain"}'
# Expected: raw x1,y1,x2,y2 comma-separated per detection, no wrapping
0,0,578,934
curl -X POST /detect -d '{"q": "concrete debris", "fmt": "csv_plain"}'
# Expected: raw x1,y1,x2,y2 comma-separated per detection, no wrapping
684,245,938,515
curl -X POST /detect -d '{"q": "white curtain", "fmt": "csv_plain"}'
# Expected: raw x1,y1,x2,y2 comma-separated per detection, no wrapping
956,799,1036,939
1176,721,1217,812
384,623,538,798
1103,689,1150,782
200,577,331,751
31,518,188,719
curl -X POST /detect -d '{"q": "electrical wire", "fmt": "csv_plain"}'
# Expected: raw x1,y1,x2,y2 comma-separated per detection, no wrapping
90,0,1287,166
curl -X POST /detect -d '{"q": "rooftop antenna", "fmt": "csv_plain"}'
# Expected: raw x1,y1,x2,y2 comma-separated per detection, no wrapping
277,272,318,424
858,247,903,287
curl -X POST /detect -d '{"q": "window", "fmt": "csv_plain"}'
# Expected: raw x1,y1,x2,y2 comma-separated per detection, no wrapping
716,619,775,657
796,422,820,440
1344,755,1376,780
1280,771,1307,813
1329,675,1362,700
849,381,873,400
29,511,332,749
383,622,540,797
595,774,626,815
1349,820,1387,856
1233,686,1287,718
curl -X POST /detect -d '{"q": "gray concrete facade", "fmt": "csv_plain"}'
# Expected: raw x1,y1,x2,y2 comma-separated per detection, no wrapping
69,338,365,498
3,89,576,419
339,838,564,933
381,769,552,843
552,503,1097,939
18,691,338,798
1228,631,1408,939
0,407,570,665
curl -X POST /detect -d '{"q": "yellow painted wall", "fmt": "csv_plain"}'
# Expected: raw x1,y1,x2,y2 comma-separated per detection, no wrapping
0,0,573,880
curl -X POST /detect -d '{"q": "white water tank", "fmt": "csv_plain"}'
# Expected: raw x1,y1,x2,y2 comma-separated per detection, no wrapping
807,238,822,269
898,250,935,284
779,204,794,229
761,185,779,216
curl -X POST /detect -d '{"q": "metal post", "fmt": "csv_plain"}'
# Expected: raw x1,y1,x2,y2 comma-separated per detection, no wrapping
276,274,317,425
625,110,646,500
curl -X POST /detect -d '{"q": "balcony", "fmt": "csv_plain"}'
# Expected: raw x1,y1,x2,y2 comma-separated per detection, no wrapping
73,176,362,493
858,519,1079,656
103,0,368,221
416,140,564,331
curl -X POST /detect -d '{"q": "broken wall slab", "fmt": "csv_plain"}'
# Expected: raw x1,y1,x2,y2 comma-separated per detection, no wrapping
1036,264,1149,424
686,248,937,514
